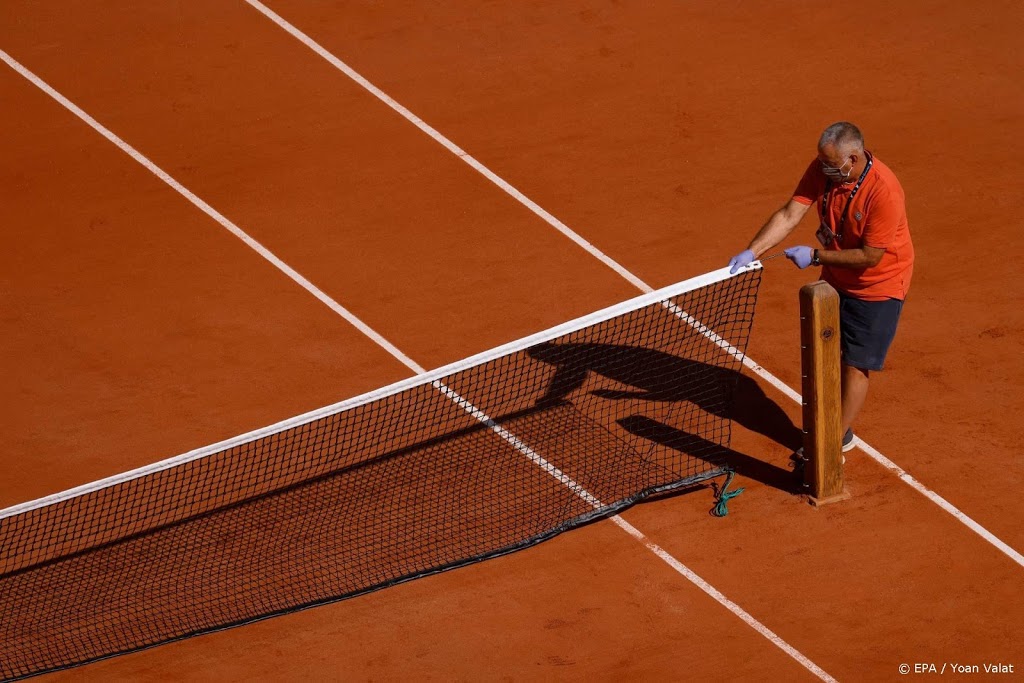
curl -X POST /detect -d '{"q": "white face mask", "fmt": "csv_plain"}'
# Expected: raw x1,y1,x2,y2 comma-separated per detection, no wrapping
821,157,853,181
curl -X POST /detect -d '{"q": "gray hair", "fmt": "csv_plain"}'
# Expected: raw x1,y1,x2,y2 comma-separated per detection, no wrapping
819,122,864,153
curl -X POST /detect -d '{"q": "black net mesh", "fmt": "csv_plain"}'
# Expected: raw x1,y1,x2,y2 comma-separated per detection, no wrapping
0,268,760,680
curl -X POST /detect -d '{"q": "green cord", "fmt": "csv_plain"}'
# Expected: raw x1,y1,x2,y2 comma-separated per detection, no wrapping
710,470,744,517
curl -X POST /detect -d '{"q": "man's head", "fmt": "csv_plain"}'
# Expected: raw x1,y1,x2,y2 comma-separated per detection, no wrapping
817,122,866,183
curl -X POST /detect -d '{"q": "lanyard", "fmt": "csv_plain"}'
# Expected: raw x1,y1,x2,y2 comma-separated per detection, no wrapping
821,153,873,242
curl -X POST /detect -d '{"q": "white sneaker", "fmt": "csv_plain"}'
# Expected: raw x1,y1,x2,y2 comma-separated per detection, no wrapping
842,428,856,452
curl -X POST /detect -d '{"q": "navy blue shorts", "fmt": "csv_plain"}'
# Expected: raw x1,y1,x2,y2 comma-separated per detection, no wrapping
838,293,904,372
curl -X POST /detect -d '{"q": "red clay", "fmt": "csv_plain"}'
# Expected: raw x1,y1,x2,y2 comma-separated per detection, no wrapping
0,66,408,507
1,1,1021,681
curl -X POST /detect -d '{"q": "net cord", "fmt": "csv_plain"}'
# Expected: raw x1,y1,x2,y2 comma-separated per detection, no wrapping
0,262,762,521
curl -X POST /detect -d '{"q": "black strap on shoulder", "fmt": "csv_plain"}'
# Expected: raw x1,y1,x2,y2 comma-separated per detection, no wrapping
820,152,874,243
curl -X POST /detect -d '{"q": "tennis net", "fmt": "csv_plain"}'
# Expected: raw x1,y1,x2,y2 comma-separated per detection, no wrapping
0,264,761,680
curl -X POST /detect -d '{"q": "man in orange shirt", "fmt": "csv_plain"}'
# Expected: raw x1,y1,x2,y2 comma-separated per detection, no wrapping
728,122,914,452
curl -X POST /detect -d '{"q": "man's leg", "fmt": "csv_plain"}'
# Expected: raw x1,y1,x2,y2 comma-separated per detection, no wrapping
841,362,870,435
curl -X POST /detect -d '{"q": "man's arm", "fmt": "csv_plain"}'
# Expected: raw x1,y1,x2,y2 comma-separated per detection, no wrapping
816,246,885,269
747,199,812,256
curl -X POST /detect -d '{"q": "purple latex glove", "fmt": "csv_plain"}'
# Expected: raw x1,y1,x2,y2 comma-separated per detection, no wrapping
728,249,755,274
784,246,814,269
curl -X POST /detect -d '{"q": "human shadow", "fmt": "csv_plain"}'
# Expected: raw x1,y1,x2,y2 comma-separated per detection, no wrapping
617,415,799,494
527,341,802,451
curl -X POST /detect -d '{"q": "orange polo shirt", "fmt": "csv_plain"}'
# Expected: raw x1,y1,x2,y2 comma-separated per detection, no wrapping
792,153,914,301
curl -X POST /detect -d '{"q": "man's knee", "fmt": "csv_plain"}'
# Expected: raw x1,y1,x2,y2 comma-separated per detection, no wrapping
842,362,870,380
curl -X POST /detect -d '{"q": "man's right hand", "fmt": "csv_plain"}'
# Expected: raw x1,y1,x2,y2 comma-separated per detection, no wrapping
728,249,755,274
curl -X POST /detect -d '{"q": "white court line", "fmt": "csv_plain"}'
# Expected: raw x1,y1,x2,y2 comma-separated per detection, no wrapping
0,49,423,377
612,516,836,682
438,380,836,683
1,47,834,681
242,0,650,294
856,440,1024,565
245,1,1024,572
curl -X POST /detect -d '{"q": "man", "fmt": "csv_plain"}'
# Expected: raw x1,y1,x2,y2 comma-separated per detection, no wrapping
728,122,914,452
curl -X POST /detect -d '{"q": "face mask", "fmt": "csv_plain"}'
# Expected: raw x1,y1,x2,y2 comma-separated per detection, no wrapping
821,157,853,181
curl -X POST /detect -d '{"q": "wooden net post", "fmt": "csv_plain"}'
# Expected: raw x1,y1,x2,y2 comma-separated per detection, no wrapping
799,281,850,505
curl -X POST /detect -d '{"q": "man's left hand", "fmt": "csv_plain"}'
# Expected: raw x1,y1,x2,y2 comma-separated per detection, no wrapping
784,246,814,269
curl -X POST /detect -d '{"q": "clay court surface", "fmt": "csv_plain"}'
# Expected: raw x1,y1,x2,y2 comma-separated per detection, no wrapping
2,1,1022,680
